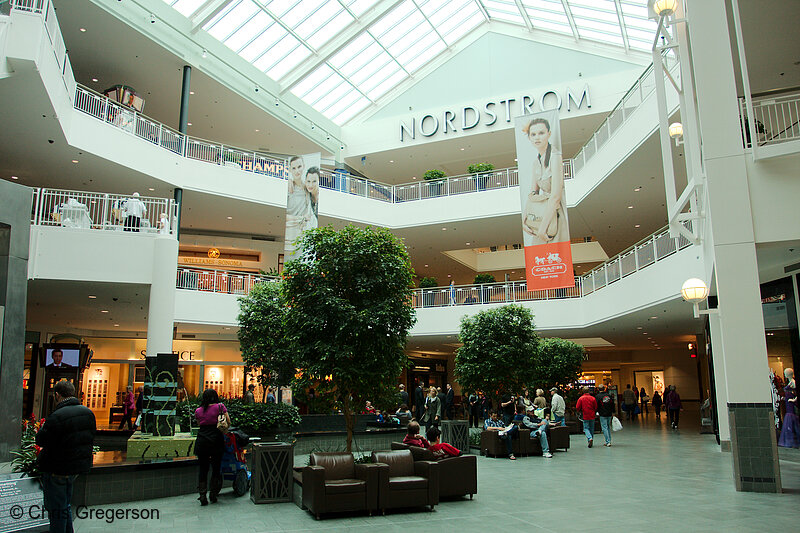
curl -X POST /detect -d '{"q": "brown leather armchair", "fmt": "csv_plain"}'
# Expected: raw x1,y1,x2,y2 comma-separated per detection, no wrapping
391,442,476,499
301,452,381,519
371,450,439,512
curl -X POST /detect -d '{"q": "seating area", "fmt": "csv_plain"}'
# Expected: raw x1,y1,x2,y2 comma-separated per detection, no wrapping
297,441,477,520
480,424,571,458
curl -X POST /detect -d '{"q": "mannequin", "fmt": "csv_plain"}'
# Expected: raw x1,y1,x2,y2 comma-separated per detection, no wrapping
778,368,799,448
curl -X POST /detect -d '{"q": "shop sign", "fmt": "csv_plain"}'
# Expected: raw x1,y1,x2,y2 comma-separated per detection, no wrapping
139,350,200,361
399,84,590,142
181,257,244,267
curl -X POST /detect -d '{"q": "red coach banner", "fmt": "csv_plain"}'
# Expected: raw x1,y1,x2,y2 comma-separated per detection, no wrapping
514,110,575,290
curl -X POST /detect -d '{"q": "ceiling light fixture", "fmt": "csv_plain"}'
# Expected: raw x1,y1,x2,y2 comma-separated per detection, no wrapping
11,176,19,180
80,28,86,32
628,205,634,209
389,160,394,163
227,216,233,220
88,295,97,299
201,49,207,59
634,186,642,192
92,78,98,82
441,227,447,231
189,91,195,95
101,310,109,313
187,122,192,126
148,187,155,191
71,160,78,163
635,224,641,228
465,242,470,246
114,324,120,327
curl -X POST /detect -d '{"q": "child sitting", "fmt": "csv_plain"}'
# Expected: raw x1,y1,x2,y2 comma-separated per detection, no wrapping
402,421,430,448
426,427,461,459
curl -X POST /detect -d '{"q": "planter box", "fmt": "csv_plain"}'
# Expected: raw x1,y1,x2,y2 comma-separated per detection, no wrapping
441,420,470,453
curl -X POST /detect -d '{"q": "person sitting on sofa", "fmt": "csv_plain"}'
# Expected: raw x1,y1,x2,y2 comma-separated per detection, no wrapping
396,404,412,417
403,420,430,448
485,410,517,460
426,427,461,459
514,405,553,458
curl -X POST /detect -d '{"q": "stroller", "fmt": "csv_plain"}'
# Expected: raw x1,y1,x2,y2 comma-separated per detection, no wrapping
220,428,259,496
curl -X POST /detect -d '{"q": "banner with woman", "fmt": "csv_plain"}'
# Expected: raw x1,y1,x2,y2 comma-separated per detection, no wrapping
284,152,321,255
514,110,575,290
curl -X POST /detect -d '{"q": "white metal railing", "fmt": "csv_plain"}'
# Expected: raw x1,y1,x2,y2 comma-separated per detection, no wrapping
739,90,800,148
31,188,178,234
571,53,678,176
412,221,694,307
176,267,275,295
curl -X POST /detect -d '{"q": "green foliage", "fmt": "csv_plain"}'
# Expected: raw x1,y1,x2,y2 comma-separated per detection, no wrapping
467,162,495,174
533,338,585,390
283,225,416,451
468,431,481,447
177,398,301,434
473,273,496,284
11,417,43,477
418,276,438,288
455,304,539,406
423,169,446,180
237,281,294,394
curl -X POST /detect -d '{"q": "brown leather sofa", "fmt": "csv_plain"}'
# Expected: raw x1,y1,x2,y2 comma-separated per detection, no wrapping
483,424,571,456
301,452,381,519
390,442,477,499
371,450,439,512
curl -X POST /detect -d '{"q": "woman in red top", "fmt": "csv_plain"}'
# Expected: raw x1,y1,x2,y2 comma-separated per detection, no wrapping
575,388,598,448
194,389,230,505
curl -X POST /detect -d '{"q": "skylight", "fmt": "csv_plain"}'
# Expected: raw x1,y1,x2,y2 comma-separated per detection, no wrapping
163,0,655,125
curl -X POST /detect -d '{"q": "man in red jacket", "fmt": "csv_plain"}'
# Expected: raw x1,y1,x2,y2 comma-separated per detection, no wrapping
575,387,598,448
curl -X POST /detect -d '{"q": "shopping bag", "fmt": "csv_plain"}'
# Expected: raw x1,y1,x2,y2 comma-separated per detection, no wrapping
134,414,142,427
611,416,623,432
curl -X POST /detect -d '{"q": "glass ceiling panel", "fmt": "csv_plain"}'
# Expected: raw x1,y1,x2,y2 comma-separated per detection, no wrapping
165,0,656,125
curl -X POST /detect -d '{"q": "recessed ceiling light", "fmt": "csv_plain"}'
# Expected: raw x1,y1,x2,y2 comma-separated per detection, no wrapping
642,332,647,335
189,91,195,95
114,324,120,327
637,326,642,329
88,295,97,299
424,264,429,267
650,316,657,319
187,122,192,126
11,176,19,180
148,187,155,191
465,242,470,246
227,216,233,220
91,78,98,82
635,224,641,228
441,228,447,231
627,205,633,209
514,158,518,162
634,186,642,192
412,176,417,180
80,28,86,32
101,310,109,313
389,160,394,163
447,274,452,277
255,129,259,132
460,148,465,151
72,160,78,163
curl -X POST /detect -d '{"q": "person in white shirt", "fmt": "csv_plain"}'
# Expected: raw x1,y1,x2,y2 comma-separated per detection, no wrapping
550,387,566,426
123,192,147,232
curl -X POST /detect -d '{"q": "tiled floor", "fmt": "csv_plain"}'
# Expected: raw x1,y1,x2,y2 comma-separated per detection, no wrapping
71,413,800,533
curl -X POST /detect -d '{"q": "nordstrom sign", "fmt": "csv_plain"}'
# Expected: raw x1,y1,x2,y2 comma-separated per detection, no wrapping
399,84,591,142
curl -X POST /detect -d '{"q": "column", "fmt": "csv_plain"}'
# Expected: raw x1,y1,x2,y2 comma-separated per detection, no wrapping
174,65,191,241
708,316,731,446
687,0,780,492
145,235,178,356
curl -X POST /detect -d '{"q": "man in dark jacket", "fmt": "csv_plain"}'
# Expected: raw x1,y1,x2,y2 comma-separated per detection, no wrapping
414,381,425,421
595,385,616,447
36,380,96,533
398,384,409,410
445,383,455,420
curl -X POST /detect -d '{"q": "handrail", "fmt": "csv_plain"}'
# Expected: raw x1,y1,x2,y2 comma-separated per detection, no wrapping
30,187,179,234
176,266,276,295
738,90,800,148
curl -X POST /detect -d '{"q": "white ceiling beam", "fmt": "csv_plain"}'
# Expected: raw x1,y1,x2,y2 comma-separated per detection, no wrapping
191,0,236,33
278,0,405,92
474,0,490,21
513,0,534,32
614,0,630,52
560,0,580,41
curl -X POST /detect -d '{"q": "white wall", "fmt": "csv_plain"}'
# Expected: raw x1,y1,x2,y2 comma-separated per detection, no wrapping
173,290,240,326
746,152,800,244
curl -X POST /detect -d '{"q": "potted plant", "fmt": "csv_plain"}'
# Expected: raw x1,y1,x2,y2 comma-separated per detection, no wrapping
419,276,438,307
423,169,446,197
473,273,496,304
468,162,494,191
11,416,45,478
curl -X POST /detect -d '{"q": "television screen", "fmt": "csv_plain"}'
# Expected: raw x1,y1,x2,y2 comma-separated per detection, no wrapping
45,347,80,369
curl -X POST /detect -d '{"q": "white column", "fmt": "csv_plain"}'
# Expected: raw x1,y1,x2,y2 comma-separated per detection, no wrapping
146,235,178,356
707,314,730,445
686,0,779,492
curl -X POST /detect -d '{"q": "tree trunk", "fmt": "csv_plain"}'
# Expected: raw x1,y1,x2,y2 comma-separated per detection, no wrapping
343,394,354,453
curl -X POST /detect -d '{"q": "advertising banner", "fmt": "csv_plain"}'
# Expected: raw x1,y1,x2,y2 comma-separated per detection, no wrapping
514,110,574,290
284,153,321,255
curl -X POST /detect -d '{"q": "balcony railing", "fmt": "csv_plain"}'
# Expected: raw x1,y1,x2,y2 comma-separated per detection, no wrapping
31,188,178,234
739,89,800,148
411,221,693,308
176,267,275,295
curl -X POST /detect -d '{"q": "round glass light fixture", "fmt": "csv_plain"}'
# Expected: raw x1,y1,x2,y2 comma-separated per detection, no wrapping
681,278,708,302
669,122,683,138
654,0,678,16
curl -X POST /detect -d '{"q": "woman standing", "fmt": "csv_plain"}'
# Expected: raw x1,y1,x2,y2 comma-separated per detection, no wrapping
533,389,547,410
652,391,663,419
117,386,135,430
778,368,800,448
421,387,441,433
640,387,649,416
521,118,568,245
194,389,230,505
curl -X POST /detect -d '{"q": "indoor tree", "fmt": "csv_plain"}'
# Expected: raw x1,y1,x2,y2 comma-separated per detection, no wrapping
237,281,294,402
454,304,540,408
283,225,416,451
533,337,585,390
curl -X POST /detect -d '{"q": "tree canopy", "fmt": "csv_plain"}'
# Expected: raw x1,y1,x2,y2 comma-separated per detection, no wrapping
283,225,416,451
454,304,540,406
237,281,294,401
533,337,585,390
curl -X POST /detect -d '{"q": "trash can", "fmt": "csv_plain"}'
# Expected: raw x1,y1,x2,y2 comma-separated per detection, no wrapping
250,441,294,503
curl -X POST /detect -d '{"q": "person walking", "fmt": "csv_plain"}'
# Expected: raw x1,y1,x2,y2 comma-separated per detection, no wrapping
445,383,455,420
666,385,683,429
117,385,135,430
194,389,231,505
398,384,409,410
595,385,616,446
421,387,441,432
550,387,566,426
575,387,598,448
640,387,649,416
244,384,256,404
622,384,637,421
414,381,425,421
36,380,96,533
652,390,663,419
467,391,479,428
